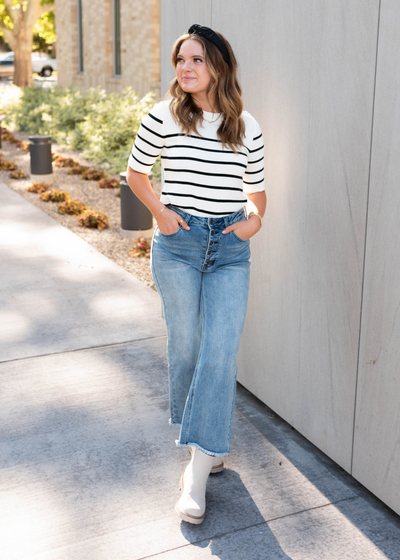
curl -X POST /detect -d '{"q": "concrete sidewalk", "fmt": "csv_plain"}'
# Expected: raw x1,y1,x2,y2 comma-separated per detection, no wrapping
1,182,400,560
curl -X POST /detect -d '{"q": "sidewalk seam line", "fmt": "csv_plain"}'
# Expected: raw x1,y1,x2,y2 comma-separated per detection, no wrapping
136,496,358,559
0,335,167,365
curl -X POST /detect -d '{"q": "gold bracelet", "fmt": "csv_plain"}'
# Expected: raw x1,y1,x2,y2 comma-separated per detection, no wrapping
154,205,166,220
247,211,263,228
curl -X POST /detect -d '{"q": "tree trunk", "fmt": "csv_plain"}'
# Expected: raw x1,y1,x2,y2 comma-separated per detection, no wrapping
0,0,53,88
13,29,33,87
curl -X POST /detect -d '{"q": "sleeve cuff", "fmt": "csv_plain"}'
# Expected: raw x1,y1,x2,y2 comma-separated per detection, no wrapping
243,182,265,194
128,153,154,174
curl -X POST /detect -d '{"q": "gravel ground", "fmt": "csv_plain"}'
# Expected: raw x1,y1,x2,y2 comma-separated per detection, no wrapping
3,130,161,291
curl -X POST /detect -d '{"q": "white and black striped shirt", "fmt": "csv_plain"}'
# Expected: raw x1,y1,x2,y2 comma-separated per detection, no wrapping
128,99,265,217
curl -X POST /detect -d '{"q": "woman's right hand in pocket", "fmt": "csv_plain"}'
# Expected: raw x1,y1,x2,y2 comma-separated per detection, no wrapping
156,207,190,234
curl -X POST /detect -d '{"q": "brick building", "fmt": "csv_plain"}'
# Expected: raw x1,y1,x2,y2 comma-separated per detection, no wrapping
54,0,160,99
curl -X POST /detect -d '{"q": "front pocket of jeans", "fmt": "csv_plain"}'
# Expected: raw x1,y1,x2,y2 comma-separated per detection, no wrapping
159,226,181,237
231,230,248,242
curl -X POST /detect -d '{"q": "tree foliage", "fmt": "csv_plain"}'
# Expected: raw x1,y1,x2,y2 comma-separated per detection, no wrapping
33,10,55,52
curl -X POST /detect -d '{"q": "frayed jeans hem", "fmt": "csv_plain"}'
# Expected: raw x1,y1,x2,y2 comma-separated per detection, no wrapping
169,418,182,427
175,439,229,457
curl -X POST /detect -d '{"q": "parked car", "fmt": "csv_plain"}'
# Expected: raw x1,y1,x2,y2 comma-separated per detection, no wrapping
0,51,57,78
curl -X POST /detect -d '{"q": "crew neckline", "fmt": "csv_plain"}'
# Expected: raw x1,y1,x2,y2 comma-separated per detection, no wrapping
202,110,223,123
202,109,222,117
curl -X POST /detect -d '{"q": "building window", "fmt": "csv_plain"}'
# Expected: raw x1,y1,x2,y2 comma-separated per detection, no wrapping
113,0,121,76
77,0,84,73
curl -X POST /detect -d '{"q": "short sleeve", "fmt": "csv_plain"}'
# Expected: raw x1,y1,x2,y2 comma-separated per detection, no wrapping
127,102,165,174
243,120,265,194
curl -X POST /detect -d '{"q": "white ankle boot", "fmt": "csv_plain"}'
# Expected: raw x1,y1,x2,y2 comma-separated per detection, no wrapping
188,445,225,473
175,446,215,524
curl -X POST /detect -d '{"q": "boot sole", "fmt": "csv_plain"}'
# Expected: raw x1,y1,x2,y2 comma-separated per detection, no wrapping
175,469,206,524
188,446,225,473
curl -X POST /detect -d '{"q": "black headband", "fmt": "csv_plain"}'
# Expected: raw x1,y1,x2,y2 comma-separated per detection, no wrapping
187,24,230,65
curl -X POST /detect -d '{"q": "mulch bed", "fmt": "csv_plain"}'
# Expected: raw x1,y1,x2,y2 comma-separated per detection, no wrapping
2,129,161,291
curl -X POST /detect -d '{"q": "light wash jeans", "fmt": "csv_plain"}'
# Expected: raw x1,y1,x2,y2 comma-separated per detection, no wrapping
150,204,251,457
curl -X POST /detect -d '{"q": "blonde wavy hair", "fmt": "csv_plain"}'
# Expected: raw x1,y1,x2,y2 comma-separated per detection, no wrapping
166,31,245,153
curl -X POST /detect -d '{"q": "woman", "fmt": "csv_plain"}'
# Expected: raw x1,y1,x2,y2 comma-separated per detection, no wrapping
126,23,266,524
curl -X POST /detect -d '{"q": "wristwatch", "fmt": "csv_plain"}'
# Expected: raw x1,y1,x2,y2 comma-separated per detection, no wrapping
247,211,263,228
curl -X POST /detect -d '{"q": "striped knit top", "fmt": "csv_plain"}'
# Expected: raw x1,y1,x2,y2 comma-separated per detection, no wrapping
128,99,265,217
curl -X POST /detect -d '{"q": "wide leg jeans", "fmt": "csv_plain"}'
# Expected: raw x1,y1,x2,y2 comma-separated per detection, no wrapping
150,205,251,457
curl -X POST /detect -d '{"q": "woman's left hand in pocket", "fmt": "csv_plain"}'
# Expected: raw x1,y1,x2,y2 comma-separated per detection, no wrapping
222,215,261,240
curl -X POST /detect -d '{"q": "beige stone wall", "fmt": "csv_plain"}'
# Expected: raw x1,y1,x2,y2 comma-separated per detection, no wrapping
54,0,77,87
55,0,160,99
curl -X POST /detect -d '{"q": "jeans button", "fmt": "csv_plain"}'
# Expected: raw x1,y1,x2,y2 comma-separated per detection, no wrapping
211,231,215,235
209,241,213,246
207,250,211,255
210,219,214,224
206,260,211,264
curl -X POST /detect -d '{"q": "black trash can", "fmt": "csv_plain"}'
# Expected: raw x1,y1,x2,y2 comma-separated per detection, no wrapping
29,135,52,175
120,171,153,232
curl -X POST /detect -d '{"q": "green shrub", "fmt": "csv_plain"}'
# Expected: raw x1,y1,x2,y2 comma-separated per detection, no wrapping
79,88,155,174
0,85,22,115
3,84,158,175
